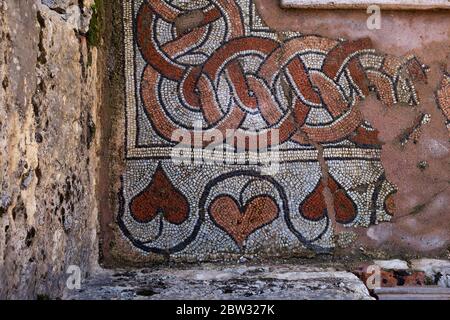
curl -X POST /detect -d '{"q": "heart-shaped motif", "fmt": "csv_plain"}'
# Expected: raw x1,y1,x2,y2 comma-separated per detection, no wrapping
300,177,357,224
209,195,279,247
130,165,189,224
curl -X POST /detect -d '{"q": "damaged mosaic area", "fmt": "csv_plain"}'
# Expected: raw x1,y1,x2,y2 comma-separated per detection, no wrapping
119,0,427,259
436,72,450,136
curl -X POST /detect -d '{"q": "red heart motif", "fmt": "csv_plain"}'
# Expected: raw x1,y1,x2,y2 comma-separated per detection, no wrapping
300,177,357,224
130,165,189,224
209,195,279,247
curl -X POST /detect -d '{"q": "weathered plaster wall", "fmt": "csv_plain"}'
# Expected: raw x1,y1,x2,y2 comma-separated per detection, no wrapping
0,0,100,299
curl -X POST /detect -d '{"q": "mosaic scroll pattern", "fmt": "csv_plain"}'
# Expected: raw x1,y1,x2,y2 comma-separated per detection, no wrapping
119,0,426,258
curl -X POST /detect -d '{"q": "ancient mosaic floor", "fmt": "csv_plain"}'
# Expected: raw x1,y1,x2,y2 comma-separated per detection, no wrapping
119,0,427,260
436,72,450,136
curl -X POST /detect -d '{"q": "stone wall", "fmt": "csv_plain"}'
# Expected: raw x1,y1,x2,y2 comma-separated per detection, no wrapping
0,0,100,299
0,0,448,299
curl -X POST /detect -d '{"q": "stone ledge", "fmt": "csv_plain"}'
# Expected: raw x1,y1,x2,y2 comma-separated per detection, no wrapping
65,265,373,300
280,0,450,10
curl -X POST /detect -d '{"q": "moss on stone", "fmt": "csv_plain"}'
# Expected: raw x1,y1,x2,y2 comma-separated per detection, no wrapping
87,0,104,47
